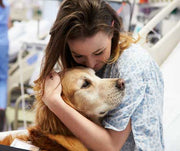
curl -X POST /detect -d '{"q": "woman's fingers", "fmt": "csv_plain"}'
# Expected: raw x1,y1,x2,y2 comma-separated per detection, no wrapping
45,72,60,88
42,71,62,105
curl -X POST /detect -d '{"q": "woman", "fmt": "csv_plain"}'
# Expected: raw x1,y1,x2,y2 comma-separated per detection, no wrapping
0,0,10,131
36,0,164,150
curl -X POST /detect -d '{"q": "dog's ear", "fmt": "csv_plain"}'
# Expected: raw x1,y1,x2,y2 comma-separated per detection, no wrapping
58,70,65,79
59,69,78,111
61,94,77,110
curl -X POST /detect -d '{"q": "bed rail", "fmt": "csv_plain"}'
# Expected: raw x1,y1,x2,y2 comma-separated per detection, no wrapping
138,0,180,65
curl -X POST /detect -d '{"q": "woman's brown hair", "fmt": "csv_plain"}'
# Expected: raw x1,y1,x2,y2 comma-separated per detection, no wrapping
37,0,136,83
0,0,5,8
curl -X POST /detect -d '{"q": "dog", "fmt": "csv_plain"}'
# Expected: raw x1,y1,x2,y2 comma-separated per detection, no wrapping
0,67,125,151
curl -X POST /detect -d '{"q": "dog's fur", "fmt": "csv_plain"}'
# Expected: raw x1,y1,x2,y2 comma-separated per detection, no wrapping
0,67,125,151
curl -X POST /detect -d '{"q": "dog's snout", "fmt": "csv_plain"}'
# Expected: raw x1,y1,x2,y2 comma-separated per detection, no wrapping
116,79,125,90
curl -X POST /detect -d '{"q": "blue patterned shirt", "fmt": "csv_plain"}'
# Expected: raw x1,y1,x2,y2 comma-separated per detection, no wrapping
99,44,164,151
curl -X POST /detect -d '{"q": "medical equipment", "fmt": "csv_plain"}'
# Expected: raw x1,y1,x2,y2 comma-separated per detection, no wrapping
6,41,46,130
6,5,52,130
108,0,136,31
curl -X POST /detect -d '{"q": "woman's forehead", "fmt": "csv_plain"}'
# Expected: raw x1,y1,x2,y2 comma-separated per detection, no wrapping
68,32,111,54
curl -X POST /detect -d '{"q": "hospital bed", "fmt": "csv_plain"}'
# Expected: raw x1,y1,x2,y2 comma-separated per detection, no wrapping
6,18,50,130
8,19,51,62
0,0,180,150
138,0,180,150
6,40,47,130
138,0,180,66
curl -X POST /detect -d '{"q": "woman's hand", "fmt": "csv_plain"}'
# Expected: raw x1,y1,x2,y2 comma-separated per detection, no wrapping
42,71,64,109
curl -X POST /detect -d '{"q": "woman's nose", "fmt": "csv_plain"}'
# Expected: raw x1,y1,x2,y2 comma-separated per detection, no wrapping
85,58,96,69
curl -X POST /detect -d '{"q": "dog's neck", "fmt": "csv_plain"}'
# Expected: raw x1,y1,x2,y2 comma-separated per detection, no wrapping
91,117,102,126
84,114,103,126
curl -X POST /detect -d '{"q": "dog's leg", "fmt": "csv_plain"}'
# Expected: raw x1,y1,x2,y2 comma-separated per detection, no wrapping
0,134,29,146
0,135,14,146
28,127,68,151
47,134,88,151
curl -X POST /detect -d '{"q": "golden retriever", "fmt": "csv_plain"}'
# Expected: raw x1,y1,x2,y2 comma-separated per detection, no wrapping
0,67,125,151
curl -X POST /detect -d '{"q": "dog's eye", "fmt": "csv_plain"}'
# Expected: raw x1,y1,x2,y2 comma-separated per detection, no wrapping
81,80,90,88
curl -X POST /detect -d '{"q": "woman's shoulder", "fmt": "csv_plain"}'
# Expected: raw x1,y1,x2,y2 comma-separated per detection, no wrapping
106,43,163,82
116,44,156,76
104,44,160,79
119,44,151,65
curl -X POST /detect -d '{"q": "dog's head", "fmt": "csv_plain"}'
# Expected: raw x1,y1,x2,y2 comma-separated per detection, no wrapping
33,67,125,134
59,67,125,121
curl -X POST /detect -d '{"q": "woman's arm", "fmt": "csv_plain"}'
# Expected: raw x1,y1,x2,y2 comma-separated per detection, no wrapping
43,72,131,151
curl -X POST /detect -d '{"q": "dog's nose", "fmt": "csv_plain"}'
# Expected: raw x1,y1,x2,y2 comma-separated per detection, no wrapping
116,79,125,90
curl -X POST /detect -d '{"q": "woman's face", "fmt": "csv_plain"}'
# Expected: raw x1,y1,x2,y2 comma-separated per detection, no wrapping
68,31,112,71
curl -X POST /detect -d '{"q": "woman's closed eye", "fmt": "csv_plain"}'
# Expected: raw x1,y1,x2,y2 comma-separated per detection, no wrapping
74,55,83,58
94,50,104,56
